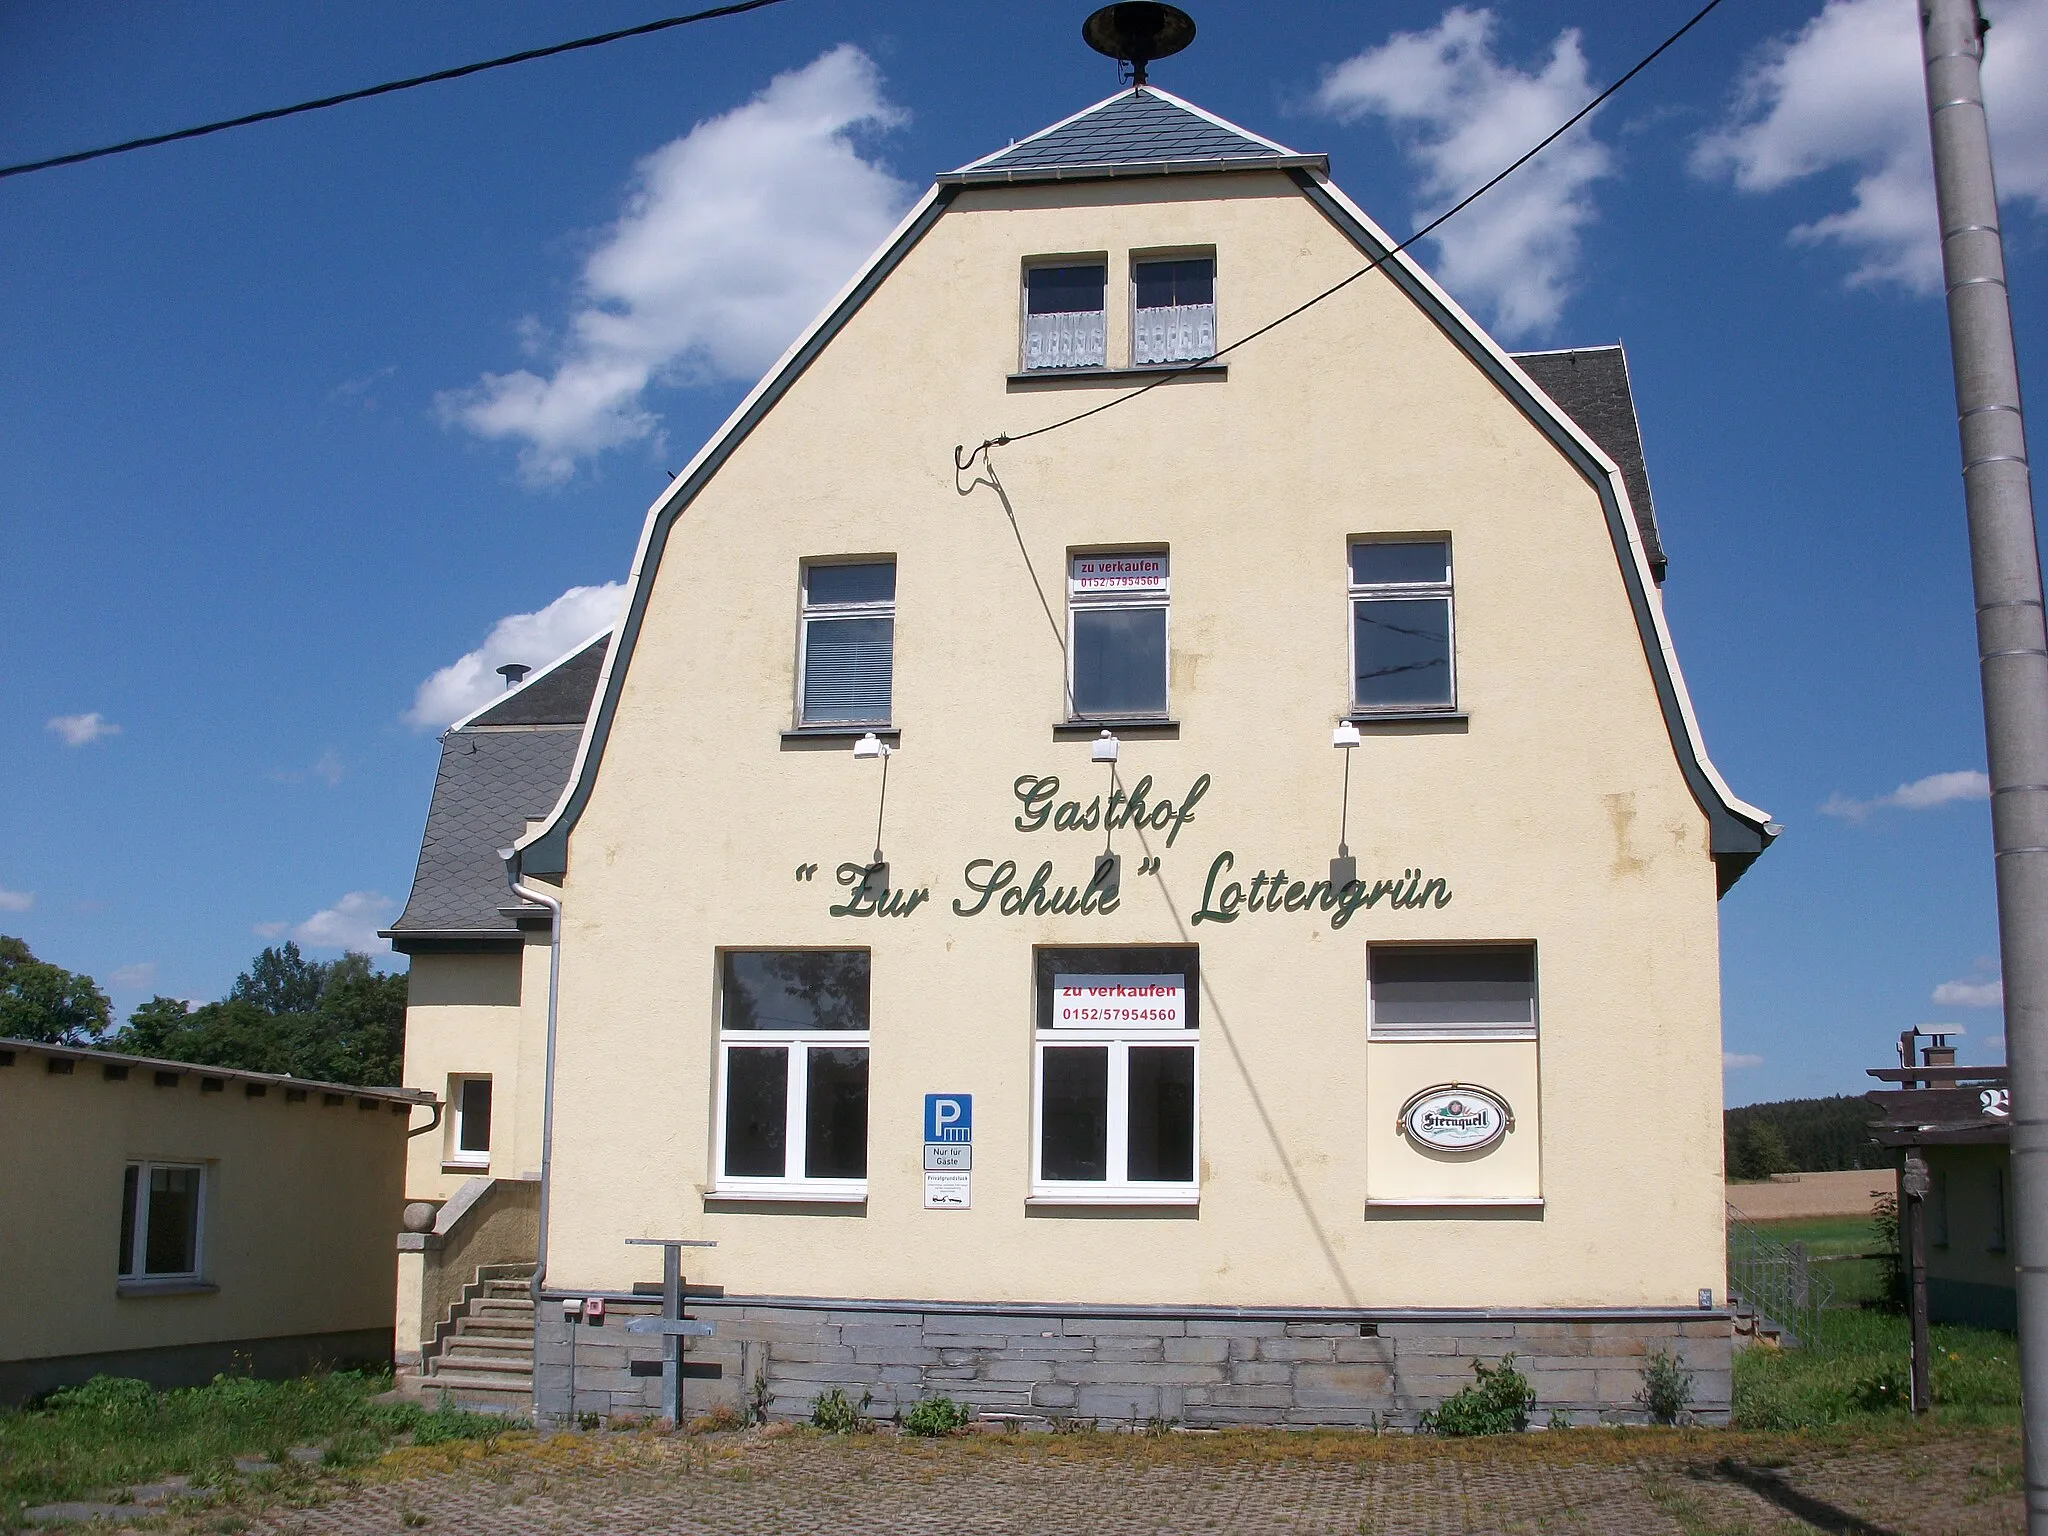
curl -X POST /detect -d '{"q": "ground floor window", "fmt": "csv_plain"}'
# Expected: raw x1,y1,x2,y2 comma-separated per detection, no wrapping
1033,946,1198,1202
1367,943,1537,1040
119,1161,203,1279
450,1075,492,1167
715,950,870,1196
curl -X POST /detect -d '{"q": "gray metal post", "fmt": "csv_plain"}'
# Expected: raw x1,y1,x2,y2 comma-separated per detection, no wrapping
663,1247,682,1426
1903,1150,1933,1414
1918,0,2045,1510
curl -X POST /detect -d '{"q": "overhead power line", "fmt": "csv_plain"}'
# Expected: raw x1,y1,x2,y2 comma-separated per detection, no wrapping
0,0,795,182
958,0,1730,468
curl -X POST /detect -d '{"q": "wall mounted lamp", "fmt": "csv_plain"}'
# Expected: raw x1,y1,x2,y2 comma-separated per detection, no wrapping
852,732,893,899
1331,722,1360,887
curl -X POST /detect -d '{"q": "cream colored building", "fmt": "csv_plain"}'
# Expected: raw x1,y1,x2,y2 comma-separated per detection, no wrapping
0,1039,427,1404
387,84,1774,1426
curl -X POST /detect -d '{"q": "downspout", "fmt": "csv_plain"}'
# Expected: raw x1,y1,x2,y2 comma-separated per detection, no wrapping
501,849,562,1307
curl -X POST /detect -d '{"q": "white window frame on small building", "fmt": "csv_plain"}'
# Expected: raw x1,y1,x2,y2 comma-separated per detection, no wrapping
1348,536,1457,717
447,1075,493,1169
1021,257,1108,371
118,1160,205,1284
796,558,897,728
1066,549,1171,722
1130,250,1216,367
1031,947,1200,1206
712,949,871,1202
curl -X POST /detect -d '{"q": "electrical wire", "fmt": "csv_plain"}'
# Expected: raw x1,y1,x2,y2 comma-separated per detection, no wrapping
956,0,1730,468
0,0,795,182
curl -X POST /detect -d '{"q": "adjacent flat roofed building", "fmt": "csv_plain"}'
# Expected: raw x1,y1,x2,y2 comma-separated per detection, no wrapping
389,82,1774,1427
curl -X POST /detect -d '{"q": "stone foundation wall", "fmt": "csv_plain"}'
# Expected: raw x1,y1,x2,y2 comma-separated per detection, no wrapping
532,1299,1731,1429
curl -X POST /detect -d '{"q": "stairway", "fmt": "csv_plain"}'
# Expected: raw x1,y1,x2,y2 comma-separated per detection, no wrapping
417,1269,535,1415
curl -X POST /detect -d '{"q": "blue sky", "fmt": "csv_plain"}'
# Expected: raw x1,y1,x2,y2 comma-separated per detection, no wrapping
3,0,2045,1106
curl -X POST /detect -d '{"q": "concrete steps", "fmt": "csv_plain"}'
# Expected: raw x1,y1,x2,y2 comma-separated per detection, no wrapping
418,1272,535,1415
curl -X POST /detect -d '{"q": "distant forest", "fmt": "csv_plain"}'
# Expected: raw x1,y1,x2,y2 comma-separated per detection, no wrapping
1724,1096,1893,1176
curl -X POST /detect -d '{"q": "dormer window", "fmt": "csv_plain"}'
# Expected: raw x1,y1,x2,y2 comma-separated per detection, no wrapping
1132,256,1215,365
1023,262,1107,370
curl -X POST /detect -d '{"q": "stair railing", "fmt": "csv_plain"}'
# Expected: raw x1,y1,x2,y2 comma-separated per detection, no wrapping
1726,1202,1834,1347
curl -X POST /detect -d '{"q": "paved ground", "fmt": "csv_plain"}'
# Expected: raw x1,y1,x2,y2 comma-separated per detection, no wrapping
202,1423,2023,1536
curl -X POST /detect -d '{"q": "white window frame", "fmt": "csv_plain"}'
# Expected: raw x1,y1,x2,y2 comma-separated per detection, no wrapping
1031,965,1199,1205
118,1160,206,1282
447,1074,492,1169
1020,256,1109,372
1066,549,1171,722
1366,941,1539,1043
1348,536,1456,717
1128,249,1217,368
712,953,870,1201
796,559,896,728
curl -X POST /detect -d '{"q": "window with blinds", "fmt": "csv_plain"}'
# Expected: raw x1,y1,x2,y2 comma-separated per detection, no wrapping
1023,262,1107,370
1368,944,1537,1040
1132,256,1216,366
799,560,895,726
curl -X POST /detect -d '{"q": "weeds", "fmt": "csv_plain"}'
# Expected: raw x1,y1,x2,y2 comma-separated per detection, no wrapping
1419,1355,1535,1437
901,1398,973,1437
1732,1310,2018,1429
808,1388,872,1434
1637,1348,1696,1426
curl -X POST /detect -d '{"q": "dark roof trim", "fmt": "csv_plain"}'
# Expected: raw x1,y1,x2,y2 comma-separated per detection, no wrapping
938,153,1328,187
383,930,526,956
517,186,961,878
0,1037,433,1105
1287,170,1773,892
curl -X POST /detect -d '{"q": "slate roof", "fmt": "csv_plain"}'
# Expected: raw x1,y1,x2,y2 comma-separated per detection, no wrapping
386,636,606,946
943,87,1325,184
1511,346,1669,582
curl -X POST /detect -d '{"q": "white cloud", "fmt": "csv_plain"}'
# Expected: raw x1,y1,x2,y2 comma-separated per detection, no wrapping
1724,1052,1763,1069
440,45,914,485
406,582,625,730
47,712,121,747
268,892,395,954
108,962,158,990
1934,977,2004,1007
268,748,346,788
1693,0,2048,291
1821,769,1990,821
1314,7,1614,338
0,887,32,912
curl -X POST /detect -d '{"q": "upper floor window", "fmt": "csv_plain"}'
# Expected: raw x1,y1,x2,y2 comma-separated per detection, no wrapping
1023,262,1106,371
716,950,870,1196
1132,256,1215,365
1033,947,1199,1202
1350,538,1454,714
799,560,894,726
119,1161,203,1280
1368,944,1536,1041
450,1075,492,1168
1068,551,1169,720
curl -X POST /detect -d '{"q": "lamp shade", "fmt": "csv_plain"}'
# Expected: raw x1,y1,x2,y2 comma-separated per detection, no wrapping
853,733,885,759
1332,722,1362,749
1091,730,1121,763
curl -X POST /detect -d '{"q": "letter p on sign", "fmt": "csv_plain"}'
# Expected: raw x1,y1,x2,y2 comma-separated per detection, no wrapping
924,1094,972,1144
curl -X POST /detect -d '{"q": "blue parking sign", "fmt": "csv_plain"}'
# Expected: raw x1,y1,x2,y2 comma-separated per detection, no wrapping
924,1094,972,1143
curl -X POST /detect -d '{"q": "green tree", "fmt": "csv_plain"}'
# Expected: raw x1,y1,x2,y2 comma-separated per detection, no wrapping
1730,1121,1795,1180
0,935,111,1044
228,940,330,1014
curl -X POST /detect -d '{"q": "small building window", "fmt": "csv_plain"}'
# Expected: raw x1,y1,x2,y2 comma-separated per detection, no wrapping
1991,1165,2009,1253
1369,944,1536,1041
1132,256,1215,365
1930,1169,1949,1248
450,1076,492,1167
1068,551,1169,719
1033,947,1199,1201
799,560,895,726
716,951,870,1195
1023,262,1106,370
118,1162,203,1280
1350,538,1455,714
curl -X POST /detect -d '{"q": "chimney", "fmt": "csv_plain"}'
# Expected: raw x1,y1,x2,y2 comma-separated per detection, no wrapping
497,663,530,690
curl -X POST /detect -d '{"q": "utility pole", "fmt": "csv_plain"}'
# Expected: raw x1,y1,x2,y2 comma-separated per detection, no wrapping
1917,0,2044,1519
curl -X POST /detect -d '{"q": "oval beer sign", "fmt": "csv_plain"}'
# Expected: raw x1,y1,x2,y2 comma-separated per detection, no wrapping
1398,1084,1512,1152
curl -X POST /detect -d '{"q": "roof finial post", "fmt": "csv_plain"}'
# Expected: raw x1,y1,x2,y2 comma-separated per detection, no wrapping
1082,4,1195,91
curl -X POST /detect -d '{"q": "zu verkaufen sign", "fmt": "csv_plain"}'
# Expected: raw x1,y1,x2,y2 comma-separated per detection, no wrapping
821,770,1452,928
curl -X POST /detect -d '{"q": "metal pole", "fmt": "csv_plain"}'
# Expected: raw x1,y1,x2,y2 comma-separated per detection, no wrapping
1918,0,2045,1511
1904,1150,1933,1415
663,1248,682,1426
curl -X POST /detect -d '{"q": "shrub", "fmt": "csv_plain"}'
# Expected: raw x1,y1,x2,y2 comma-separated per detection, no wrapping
1851,1362,1911,1413
808,1387,872,1434
1871,1192,1907,1313
900,1397,972,1437
1418,1355,1535,1436
1636,1348,1695,1426
689,1401,745,1434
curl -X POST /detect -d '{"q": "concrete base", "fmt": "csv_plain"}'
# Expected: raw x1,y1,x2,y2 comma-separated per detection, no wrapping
0,1327,395,1407
530,1299,1730,1429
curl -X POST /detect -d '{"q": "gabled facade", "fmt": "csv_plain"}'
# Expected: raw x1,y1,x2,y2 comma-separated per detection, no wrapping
392,85,1771,1427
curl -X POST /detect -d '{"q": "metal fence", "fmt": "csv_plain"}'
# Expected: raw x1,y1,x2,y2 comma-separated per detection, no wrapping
1726,1202,1834,1347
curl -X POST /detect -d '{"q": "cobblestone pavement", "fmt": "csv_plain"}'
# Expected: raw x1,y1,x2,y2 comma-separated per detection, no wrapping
224,1425,2022,1536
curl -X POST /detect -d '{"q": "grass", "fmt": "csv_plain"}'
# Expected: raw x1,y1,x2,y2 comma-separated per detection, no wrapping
0,1371,509,1529
1748,1214,1881,1260
1733,1307,2019,1430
